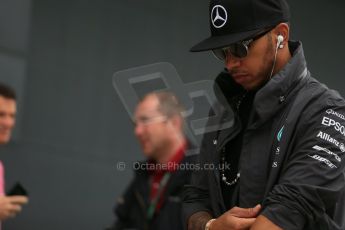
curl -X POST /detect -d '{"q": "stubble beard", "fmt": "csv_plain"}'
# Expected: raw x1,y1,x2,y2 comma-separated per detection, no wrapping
255,33,276,89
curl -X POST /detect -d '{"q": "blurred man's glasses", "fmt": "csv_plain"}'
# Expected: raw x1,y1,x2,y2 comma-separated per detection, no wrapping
134,115,167,126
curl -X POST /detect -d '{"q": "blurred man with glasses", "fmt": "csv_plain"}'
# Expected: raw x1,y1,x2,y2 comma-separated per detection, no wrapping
107,91,196,230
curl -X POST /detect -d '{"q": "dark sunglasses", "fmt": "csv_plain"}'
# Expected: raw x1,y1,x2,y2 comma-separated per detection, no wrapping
212,28,272,60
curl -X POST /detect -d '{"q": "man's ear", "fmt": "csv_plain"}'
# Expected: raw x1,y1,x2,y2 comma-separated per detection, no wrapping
168,115,183,131
274,23,290,48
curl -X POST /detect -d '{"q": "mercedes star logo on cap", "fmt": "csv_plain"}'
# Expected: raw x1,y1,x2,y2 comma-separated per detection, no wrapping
211,5,228,29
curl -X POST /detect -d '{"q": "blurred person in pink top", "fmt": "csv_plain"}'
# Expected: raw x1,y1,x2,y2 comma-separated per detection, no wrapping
0,83,28,221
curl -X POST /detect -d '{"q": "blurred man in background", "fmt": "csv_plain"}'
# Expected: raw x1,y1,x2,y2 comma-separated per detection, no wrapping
0,83,28,221
107,91,196,230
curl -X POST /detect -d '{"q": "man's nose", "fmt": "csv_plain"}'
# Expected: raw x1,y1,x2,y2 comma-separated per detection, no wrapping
225,54,241,71
134,123,143,137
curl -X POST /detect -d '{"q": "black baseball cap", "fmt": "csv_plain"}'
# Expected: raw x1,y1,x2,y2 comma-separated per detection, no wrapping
190,0,290,52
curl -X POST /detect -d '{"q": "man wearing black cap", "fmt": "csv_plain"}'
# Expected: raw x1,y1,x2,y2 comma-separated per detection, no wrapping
183,0,345,229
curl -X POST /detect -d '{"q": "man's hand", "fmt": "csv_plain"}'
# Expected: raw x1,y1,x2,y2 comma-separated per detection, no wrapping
0,195,29,220
210,204,261,230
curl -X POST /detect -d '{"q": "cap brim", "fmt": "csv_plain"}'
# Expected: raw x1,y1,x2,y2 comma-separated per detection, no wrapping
190,28,264,52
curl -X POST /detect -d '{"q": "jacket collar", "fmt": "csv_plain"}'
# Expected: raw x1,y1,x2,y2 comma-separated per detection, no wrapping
252,41,309,123
213,41,309,130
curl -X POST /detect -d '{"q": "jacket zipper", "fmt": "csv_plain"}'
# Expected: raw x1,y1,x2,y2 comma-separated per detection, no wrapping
134,190,149,230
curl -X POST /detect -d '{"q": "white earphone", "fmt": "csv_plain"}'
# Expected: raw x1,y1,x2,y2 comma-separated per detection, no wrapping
268,34,285,80
277,35,284,49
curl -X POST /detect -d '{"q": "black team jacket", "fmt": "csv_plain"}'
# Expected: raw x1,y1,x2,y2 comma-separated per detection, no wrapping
107,150,196,230
183,41,345,230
